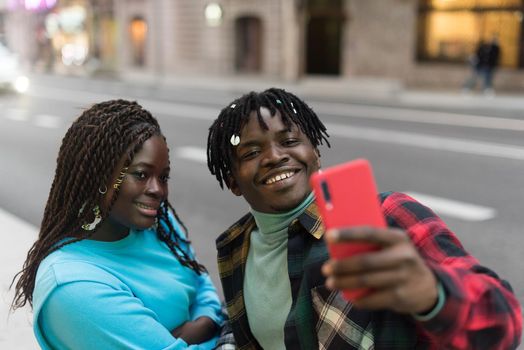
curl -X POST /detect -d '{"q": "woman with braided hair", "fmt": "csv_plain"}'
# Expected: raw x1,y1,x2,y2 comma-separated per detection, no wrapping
11,99,223,349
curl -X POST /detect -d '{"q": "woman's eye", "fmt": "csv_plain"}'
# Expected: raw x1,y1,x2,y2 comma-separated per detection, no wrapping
133,171,147,180
160,175,170,183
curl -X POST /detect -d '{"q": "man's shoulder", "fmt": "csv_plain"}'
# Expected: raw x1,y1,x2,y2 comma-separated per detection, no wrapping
216,212,255,250
378,191,418,207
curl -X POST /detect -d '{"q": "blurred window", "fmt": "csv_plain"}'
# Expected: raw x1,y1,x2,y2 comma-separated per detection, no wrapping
417,0,524,68
129,16,147,67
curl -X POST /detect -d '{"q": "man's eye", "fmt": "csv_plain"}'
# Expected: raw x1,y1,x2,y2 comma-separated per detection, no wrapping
241,150,259,160
283,139,299,146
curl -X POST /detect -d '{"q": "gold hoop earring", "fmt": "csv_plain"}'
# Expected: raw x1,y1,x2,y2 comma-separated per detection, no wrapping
82,206,102,231
98,185,107,194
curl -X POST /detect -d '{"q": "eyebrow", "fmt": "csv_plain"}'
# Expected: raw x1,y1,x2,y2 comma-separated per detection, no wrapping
238,128,296,148
129,162,170,171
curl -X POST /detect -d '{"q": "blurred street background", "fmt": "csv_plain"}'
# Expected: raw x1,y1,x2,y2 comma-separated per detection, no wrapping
1,0,524,348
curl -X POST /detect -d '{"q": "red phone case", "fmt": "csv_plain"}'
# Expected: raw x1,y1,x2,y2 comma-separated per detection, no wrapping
310,158,385,300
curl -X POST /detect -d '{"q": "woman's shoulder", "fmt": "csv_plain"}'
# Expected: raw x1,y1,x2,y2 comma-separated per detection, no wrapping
34,249,125,310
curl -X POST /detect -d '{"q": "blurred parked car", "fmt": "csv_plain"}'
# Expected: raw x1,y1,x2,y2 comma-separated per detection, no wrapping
0,42,29,93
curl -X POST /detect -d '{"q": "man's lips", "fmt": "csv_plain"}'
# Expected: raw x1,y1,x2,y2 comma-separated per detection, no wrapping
262,169,298,185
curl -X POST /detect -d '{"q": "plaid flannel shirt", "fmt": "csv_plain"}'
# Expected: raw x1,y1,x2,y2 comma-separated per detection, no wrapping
215,192,522,350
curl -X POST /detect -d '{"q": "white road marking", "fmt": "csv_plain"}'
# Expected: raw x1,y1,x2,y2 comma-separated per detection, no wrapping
176,146,208,163
29,84,524,130
34,114,61,129
312,101,524,131
173,147,497,222
324,123,524,160
23,85,524,160
405,192,496,222
5,108,27,122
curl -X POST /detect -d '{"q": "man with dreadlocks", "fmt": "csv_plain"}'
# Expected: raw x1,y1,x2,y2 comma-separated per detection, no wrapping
207,88,521,349
12,99,223,349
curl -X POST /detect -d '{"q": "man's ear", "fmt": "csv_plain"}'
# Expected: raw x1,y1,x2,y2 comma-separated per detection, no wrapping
315,148,321,168
227,175,242,197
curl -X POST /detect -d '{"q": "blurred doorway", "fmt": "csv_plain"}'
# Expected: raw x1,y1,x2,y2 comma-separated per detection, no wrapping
305,0,344,75
235,16,262,73
129,16,147,67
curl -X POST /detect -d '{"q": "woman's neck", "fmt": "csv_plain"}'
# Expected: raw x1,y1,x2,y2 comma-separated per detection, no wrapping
88,219,130,242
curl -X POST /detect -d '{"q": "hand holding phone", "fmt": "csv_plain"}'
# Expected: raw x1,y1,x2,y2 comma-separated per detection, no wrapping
310,158,385,300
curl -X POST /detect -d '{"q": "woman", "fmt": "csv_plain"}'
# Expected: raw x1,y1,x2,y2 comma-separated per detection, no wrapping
12,99,223,349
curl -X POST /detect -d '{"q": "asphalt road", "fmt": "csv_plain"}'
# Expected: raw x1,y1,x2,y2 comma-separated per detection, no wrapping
1,76,523,348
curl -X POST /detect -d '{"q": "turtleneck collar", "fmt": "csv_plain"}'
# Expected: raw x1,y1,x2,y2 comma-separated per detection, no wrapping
250,192,315,236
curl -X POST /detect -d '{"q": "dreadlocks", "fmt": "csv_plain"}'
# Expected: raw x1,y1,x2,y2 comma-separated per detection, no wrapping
12,99,205,310
207,87,330,189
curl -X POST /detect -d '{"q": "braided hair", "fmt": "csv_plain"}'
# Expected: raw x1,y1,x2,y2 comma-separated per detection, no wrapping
12,99,205,310
207,87,330,189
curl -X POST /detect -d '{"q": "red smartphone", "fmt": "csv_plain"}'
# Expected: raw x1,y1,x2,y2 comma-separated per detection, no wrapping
310,158,385,300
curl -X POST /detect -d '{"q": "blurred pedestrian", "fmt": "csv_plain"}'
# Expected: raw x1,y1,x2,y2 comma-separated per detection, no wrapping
207,88,522,349
11,99,223,349
464,35,500,95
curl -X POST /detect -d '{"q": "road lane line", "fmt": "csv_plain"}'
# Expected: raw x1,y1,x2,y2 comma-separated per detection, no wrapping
312,102,524,131
324,123,524,160
176,147,208,163
34,114,61,129
405,192,496,221
173,147,497,222
29,84,524,130
5,108,27,122
26,85,524,160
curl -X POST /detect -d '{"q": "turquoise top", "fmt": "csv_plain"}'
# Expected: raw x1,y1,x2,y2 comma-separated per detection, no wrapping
244,193,315,349
32,213,223,350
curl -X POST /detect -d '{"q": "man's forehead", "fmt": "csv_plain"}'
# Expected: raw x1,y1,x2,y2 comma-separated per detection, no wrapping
242,107,296,131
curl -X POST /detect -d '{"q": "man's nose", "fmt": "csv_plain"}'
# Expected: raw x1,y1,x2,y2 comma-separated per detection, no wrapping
261,145,288,166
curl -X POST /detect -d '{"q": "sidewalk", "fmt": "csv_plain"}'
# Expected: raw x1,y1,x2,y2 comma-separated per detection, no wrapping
0,208,38,349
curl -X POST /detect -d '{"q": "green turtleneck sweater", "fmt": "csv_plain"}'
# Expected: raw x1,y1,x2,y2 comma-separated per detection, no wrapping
244,193,315,349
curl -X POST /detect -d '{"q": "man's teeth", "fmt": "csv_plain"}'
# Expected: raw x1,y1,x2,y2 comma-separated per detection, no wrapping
136,203,155,210
266,172,294,184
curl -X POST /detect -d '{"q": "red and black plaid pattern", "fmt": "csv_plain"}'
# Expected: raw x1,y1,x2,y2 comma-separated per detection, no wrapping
215,192,522,349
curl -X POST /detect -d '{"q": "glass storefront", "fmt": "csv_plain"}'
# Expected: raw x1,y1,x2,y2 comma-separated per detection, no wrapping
417,0,524,68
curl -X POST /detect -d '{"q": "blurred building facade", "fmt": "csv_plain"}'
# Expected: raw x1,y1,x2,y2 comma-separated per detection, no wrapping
2,0,524,90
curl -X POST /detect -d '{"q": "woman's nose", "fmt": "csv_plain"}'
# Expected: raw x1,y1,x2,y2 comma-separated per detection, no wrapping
145,178,166,197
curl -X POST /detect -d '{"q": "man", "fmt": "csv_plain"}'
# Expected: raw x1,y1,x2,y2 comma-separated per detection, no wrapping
464,35,501,95
206,88,521,349
478,35,501,95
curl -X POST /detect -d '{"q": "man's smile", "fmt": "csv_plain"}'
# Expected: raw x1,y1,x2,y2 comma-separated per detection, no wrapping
263,170,297,185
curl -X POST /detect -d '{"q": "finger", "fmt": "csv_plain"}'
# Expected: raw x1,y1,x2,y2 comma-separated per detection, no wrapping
327,268,406,291
352,287,405,311
326,226,408,247
326,242,417,275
